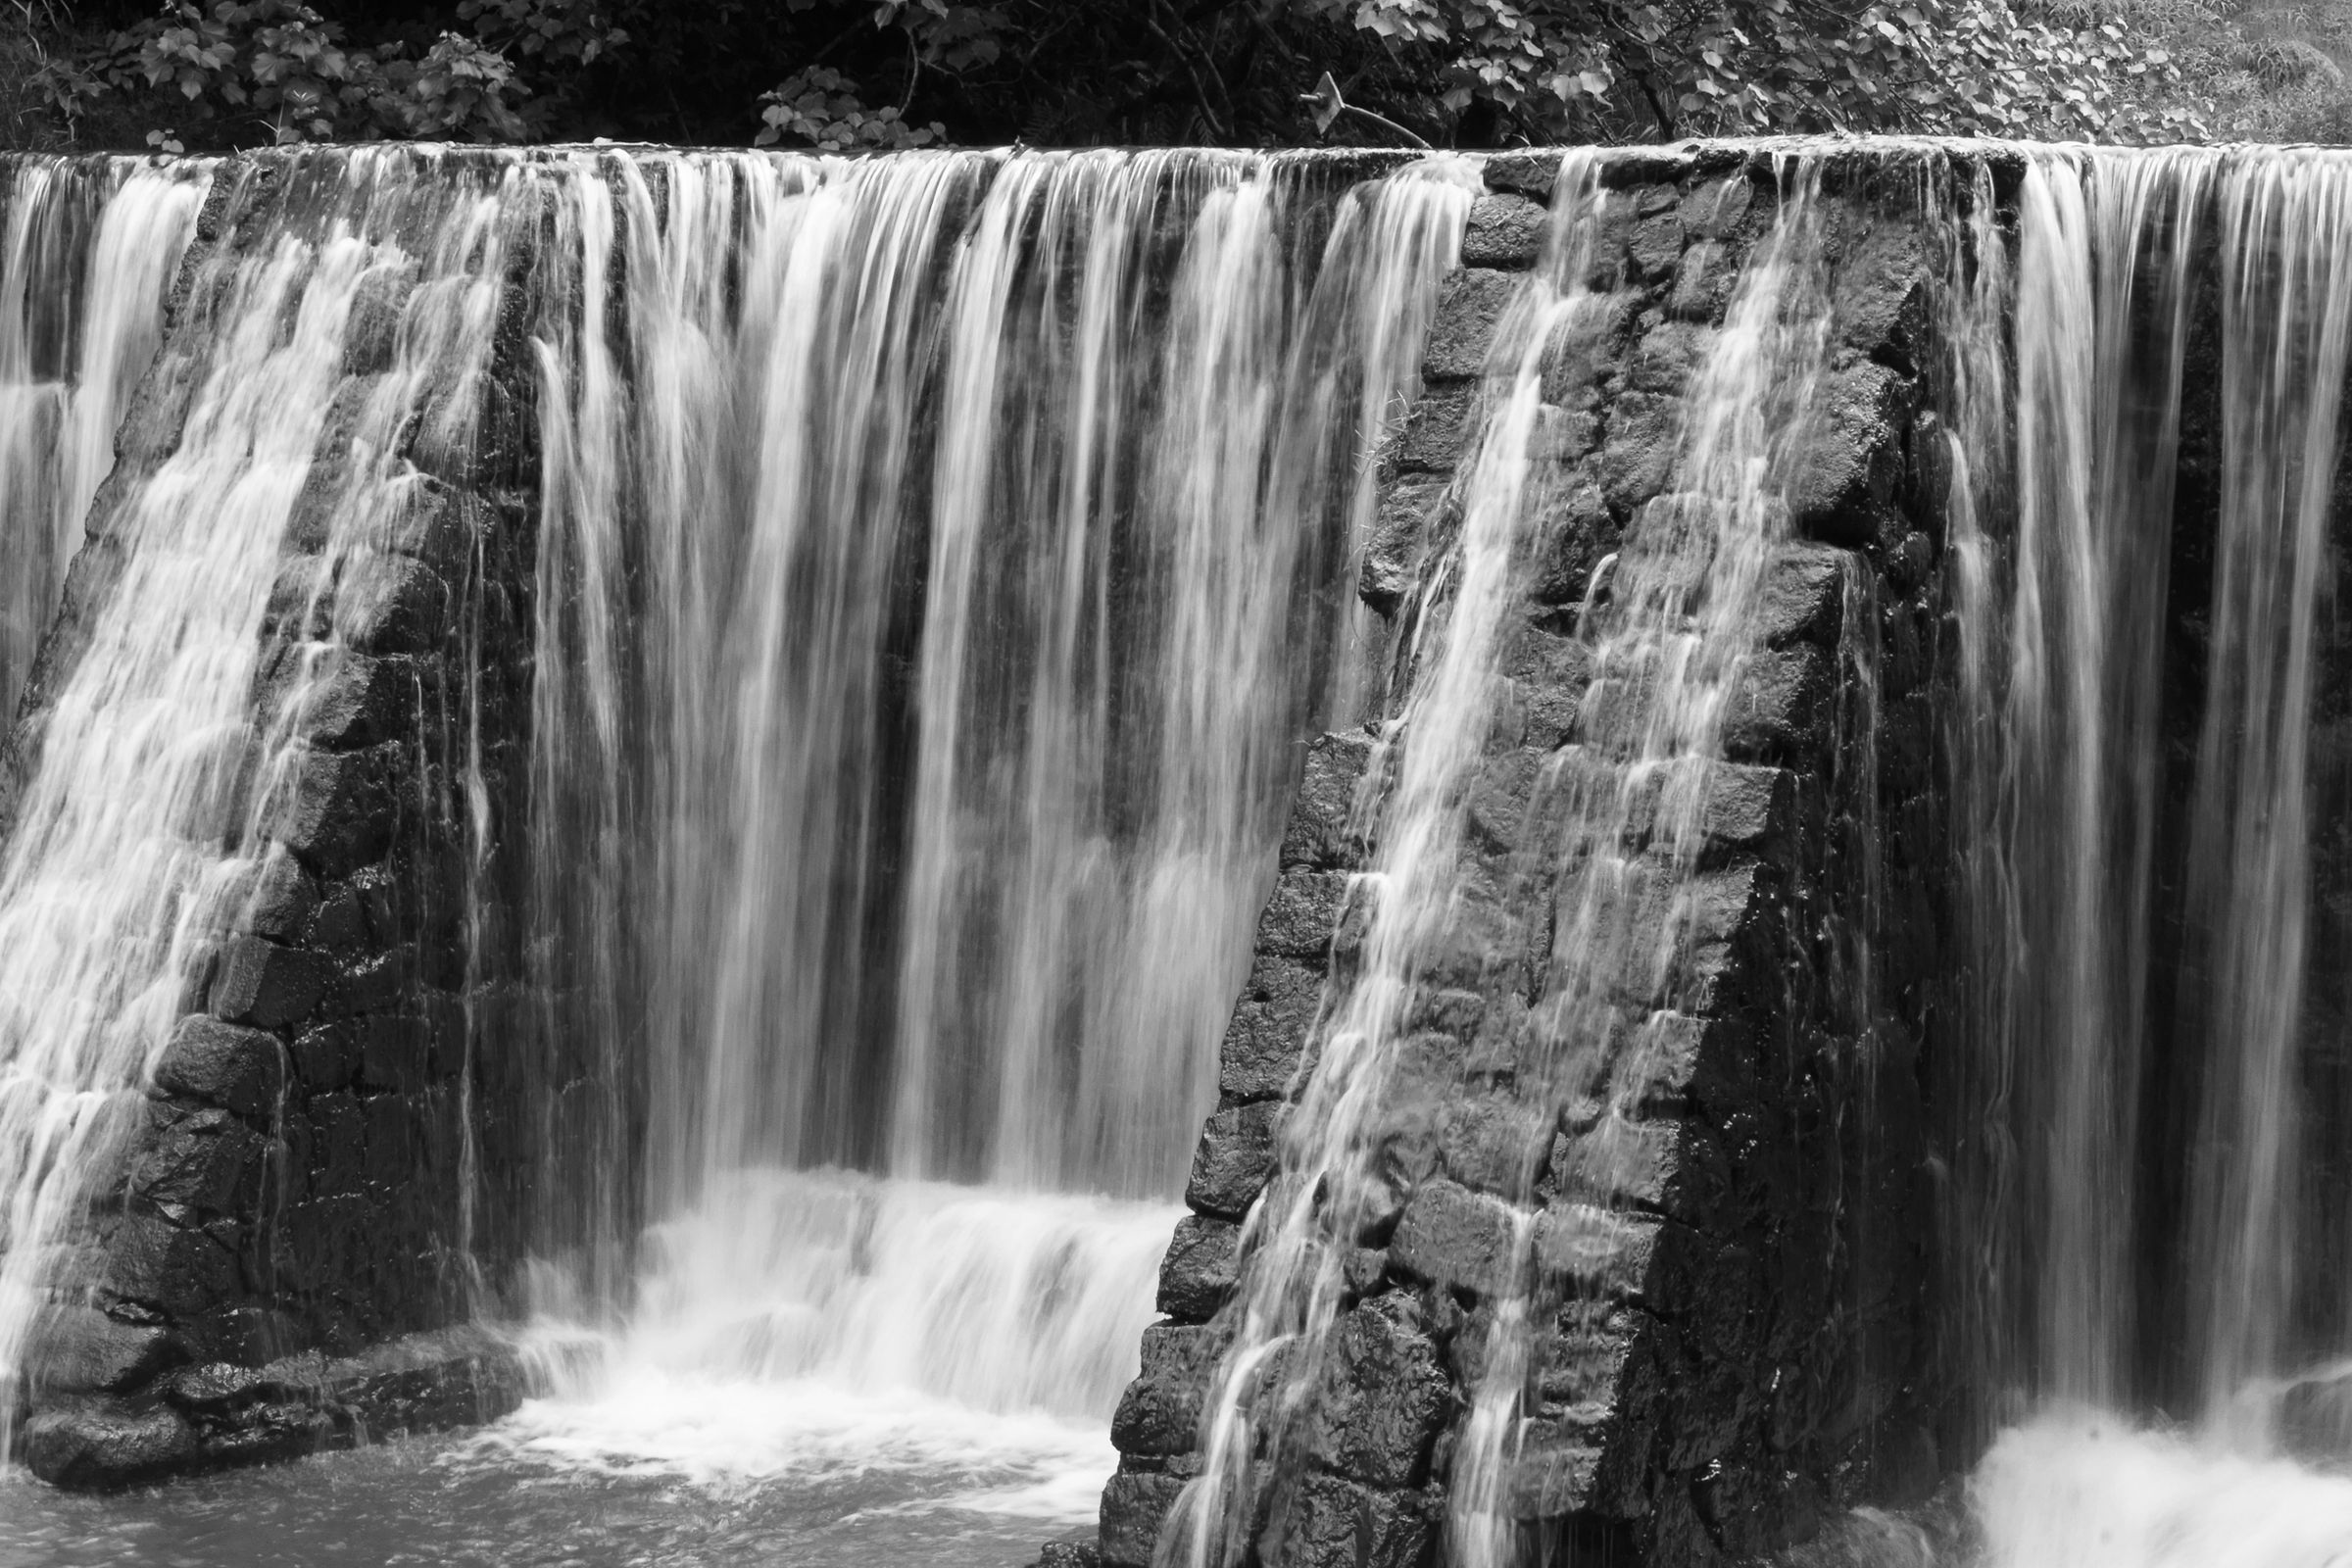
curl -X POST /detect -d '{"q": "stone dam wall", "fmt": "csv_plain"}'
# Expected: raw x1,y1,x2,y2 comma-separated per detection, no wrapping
1090,146,1961,1568
0,138,2324,1568
6,154,545,1485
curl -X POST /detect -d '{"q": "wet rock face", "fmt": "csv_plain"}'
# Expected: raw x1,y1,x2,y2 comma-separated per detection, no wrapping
7,167,545,1487
1098,148,1958,1568
21,1328,525,1490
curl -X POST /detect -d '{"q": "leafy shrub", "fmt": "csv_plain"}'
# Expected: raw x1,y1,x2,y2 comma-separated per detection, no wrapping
1,0,2343,152
754,66,942,151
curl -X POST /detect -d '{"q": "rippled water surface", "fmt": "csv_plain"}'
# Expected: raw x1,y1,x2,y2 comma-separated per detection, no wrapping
0,1380,1102,1568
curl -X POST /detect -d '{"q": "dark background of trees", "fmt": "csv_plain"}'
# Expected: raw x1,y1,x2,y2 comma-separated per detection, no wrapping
1,0,2347,156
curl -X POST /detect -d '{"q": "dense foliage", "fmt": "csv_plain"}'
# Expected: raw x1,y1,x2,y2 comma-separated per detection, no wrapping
0,0,2344,152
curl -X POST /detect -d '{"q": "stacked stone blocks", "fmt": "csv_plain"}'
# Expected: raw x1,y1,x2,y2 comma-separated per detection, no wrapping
1096,147,1961,1568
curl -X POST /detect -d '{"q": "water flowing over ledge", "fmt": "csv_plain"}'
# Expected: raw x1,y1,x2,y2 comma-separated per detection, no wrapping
2,138,2352,1568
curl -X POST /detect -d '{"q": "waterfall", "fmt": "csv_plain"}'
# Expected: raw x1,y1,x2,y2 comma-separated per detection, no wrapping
0,158,208,724
14,134,2352,1565
1952,146,2352,1567
0,146,518,1441
502,144,1476,1501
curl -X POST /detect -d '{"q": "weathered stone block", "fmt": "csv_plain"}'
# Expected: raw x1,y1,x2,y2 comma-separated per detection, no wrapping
104,1210,239,1316
155,1015,284,1118
1467,750,1539,852
1627,212,1684,281
236,851,318,943
1461,194,1547,269
1606,1012,1758,1123
1422,269,1519,381
1157,1214,1241,1322
1361,475,1445,616
1723,644,1834,763
1219,955,1323,1102
373,472,475,570
25,1305,184,1396
1307,1294,1451,1487
1100,1470,1188,1568
1626,318,1714,398
356,1014,433,1095
1760,544,1847,648
1505,624,1593,749
1679,174,1754,239
1599,391,1681,512
1542,291,1642,410
290,1019,362,1091
1412,877,1533,992
157,1359,265,1410
110,348,202,478
1507,1435,1604,1520
1111,1322,1222,1455
1531,403,1601,464
1663,862,1770,1015
263,554,333,642
1186,1102,1286,1219
1790,360,1906,546
342,556,453,656
1667,239,1733,321
1533,1202,1664,1301
307,879,371,951
130,1105,264,1215
1690,760,1795,860
291,651,414,752
1481,150,1562,200
1529,479,1617,609
362,1092,423,1187
1389,1178,1518,1298
1037,1537,1103,1568
1278,1470,1433,1568
342,262,414,378
209,935,333,1031
327,944,414,1019
272,742,398,876
1388,383,1473,473
1438,1093,1554,1197
1552,1115,1730,1227
1255,870,1350,960
23,1400,200,1490
1282,732,1375,871
1835,224,1930,369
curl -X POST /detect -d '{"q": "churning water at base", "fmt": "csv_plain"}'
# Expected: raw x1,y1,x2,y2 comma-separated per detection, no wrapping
484,1174,1176,1527
0,1430,1083,1567
1968,1414,2352,1568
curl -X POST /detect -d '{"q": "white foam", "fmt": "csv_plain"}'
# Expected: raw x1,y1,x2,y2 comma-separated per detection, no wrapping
458,1370,1114,1520
1972,1411,2352,1568
477,1170,1177,1524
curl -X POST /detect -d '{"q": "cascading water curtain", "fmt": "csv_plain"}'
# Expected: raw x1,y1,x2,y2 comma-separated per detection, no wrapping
1956,146,2352,1568
1945,144,2216,1422
515,147,1475,1433
0,158,209,723
0,146,514,1446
